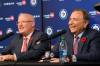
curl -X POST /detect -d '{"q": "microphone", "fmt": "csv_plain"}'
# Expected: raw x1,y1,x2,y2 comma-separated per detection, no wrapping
47,29,67,40
0,32,14,41
37,29,67,62
94,3,100,12
37,29,67,43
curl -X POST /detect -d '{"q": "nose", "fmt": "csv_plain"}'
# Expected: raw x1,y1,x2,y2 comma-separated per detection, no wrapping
68,19,73,25
17,22,23,26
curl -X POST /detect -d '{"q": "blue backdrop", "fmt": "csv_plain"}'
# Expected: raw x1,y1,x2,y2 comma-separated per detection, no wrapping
0,0,100,51
43,0,100,45
0,0,42,51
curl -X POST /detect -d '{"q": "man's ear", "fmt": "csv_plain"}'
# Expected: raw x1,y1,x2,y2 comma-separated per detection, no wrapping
32,22,35,27
84,21,89,28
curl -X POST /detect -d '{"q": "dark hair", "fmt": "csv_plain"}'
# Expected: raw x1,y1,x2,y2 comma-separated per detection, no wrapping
72,8,90,21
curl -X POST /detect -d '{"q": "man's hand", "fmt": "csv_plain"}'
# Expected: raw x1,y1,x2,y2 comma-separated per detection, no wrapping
50,58,59,63
0,54,16,61
0,55,6,61
50,57,71,63
66,55,77,62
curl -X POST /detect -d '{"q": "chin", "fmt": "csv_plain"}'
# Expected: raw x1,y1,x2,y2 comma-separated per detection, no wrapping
70,29,75,33
19,31,24,34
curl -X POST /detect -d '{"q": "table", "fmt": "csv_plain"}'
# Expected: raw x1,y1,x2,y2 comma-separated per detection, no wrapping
0,61,100,66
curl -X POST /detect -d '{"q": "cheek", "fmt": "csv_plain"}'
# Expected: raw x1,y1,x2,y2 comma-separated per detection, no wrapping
25,24,32,30
77,23,84,30
72,22,82,30
70,27,77,33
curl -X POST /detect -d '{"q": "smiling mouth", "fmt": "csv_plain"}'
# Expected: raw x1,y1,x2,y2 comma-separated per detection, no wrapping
69,25,76,29
19,27,24,30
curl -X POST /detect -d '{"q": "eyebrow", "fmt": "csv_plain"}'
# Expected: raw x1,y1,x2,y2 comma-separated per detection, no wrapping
18,21,33,22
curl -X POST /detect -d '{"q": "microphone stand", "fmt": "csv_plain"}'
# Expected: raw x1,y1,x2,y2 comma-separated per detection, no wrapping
42,39,51,63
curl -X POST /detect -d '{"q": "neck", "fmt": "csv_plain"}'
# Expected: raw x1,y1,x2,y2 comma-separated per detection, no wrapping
23,30,34,37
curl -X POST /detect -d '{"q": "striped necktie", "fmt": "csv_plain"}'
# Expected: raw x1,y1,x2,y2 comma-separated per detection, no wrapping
73,36,79,55
21,37,28,53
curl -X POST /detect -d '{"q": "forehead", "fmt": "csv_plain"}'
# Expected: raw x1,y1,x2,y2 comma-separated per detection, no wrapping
18,14,34,21
70,11,84,18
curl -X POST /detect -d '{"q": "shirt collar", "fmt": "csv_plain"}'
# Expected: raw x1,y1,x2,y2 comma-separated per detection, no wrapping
77,31,84,39
23,32,33,39
74,31,84,39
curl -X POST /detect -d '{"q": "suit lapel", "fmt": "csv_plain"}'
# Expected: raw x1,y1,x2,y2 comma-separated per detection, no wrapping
27,31,36,49
78,39,83,53
17,34,23,52
69,35,74,55
66,33,74,55
78,28,89,53
27,35,33,48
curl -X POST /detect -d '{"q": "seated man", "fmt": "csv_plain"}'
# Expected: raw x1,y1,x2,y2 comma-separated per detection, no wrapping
0,13,49,62
51,8,100,63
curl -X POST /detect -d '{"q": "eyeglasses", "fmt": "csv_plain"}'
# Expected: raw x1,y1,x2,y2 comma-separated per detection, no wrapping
16,21,33,25
18,21,33,23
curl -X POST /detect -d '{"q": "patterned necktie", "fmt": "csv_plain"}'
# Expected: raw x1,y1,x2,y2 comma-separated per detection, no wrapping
21,37,27,53
73,36,79,55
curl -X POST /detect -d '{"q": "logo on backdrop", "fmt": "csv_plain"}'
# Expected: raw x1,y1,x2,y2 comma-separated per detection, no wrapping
22,0,26,5
33,15,40,18
3,2,14,6
6,28,13,34
59,9,68,20
91,24,100,31
5,15,14,21
0,17,3,21
44,12,55,19
89,11,97,16
45,26,53,36
16,0,26,6
0,29,3,36
30,0,37,6
0,16,14,21
3,0,26,6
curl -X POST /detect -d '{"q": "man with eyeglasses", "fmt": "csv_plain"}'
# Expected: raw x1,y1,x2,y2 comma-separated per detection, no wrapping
0,13,49,62
51,8,100,63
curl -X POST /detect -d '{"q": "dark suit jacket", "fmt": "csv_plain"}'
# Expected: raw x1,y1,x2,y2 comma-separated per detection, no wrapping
1,30,50,61
66,27,100,61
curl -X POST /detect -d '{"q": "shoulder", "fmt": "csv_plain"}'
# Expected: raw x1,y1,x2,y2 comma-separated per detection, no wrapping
10,33,22,41
83,28,100,40
32,29,48,40
85,28,100,36
33,30,47,36
34,30,44,35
